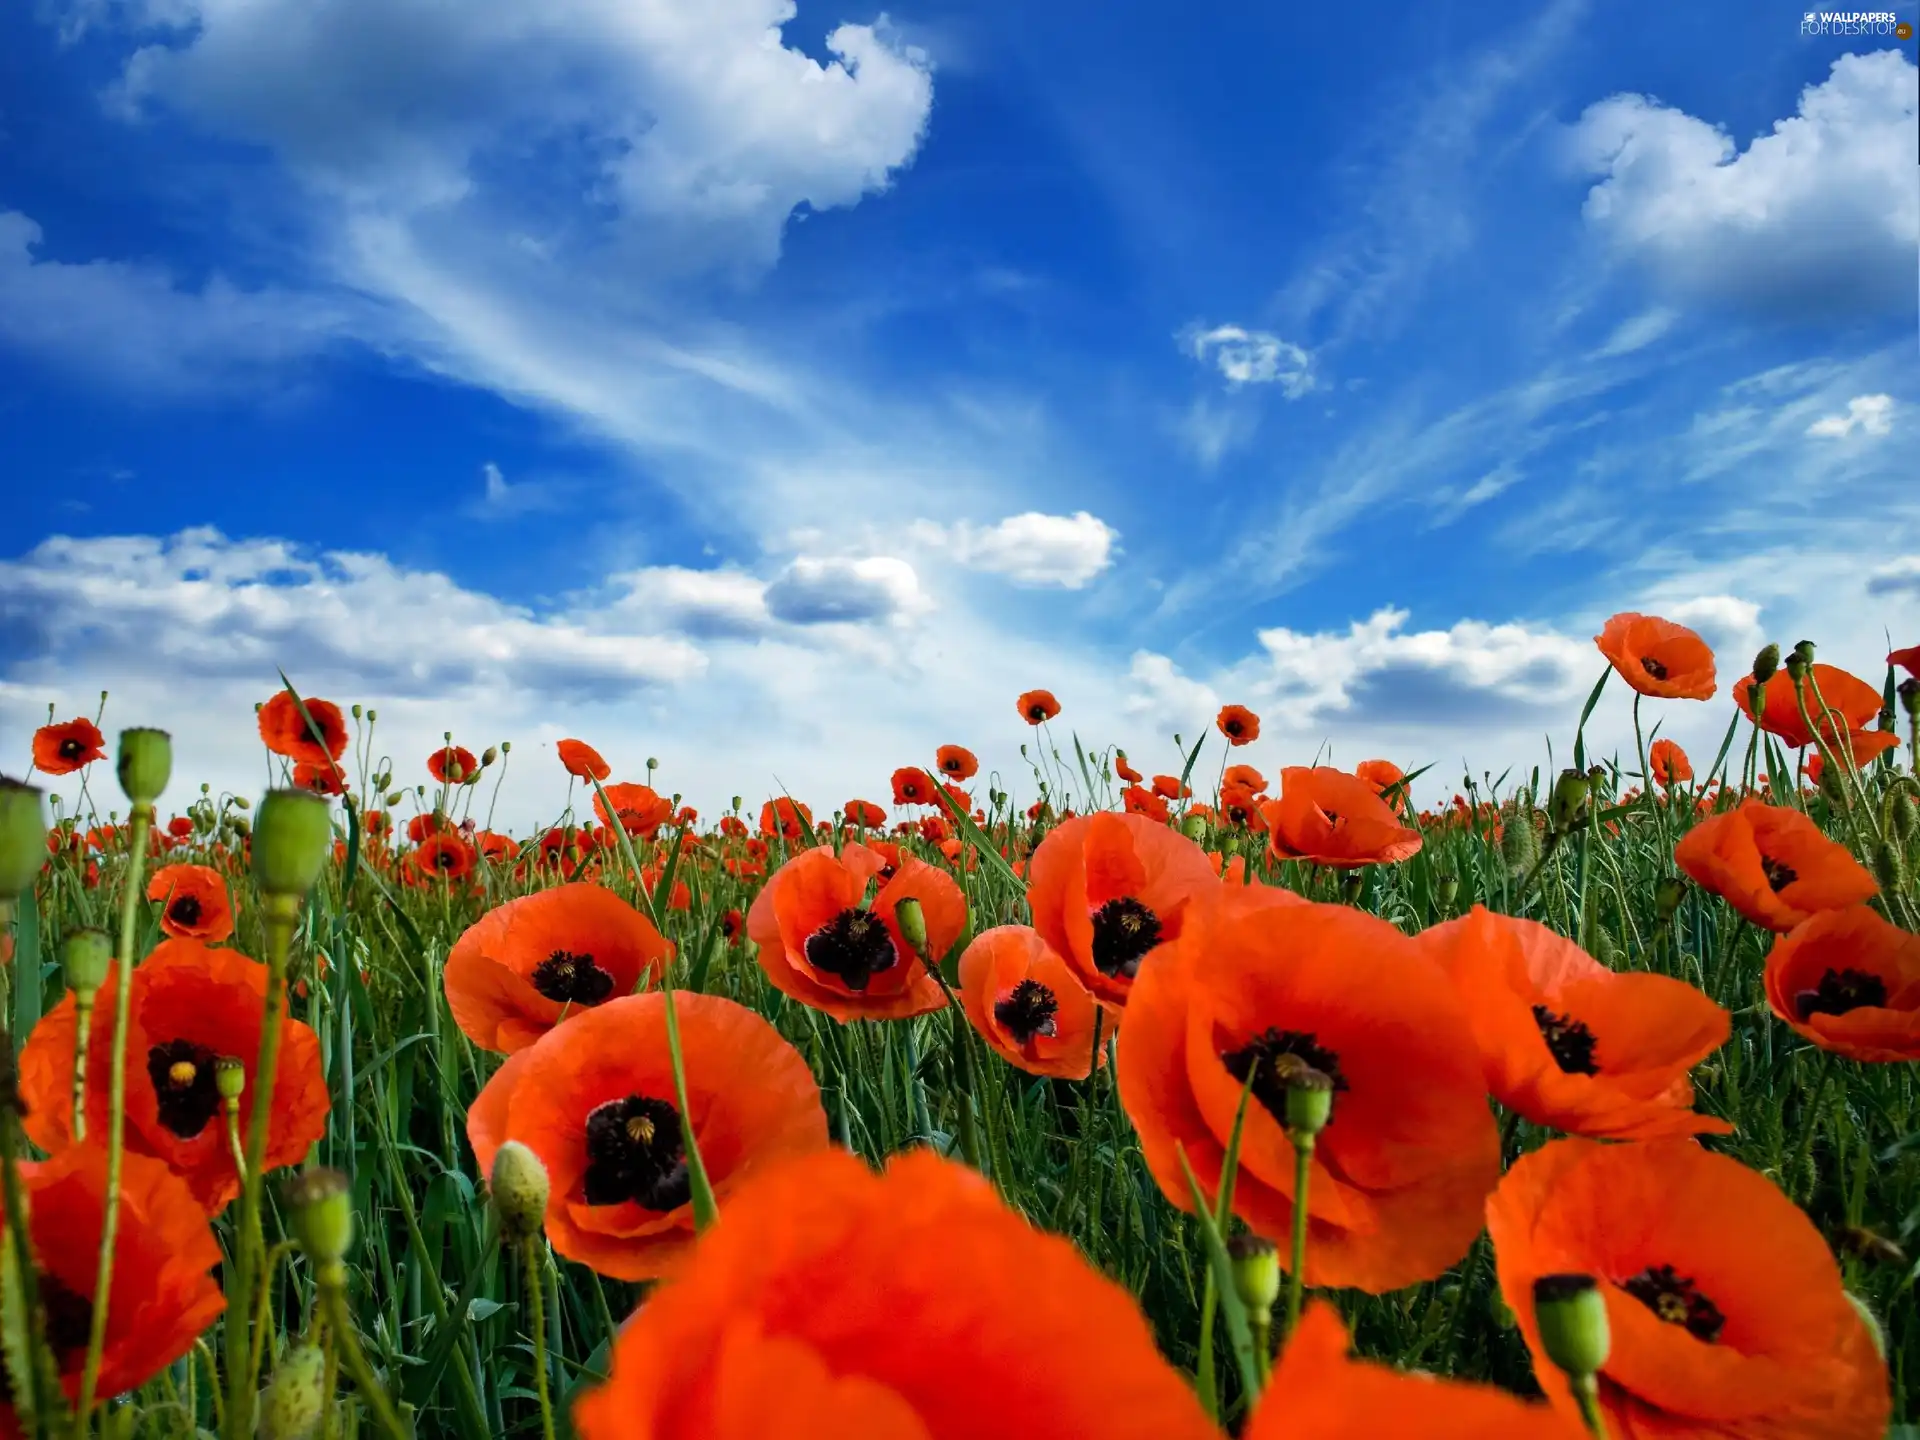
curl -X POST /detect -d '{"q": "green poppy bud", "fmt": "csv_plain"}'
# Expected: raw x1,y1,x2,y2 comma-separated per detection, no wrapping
895,896,928,957
258,1341,329,1440
215,1055,247,1104
1548,769,1590,833
1281,1062,1334,1139
285,1168,354,1274
1900,678,1919,720
1871,840,1907,895
490,1140,550,1244
1752,644,1780,684
1655,877,1686,923
1791,639,1816,665
252,790,334,898
0,778,47,903
1225,1232,1280,1325
1500,808,1540,875
481,747,498,767
1180,813,1206,841
1532,1273,1610,1378
116,728,173,808
61,928,113,997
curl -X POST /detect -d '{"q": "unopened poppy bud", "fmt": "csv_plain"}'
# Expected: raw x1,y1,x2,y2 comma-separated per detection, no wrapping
384,792,403,808
232,795,251,810
1752,644,1780,684
1817,761,1849,808
1181,813,1206,841
215,1055,246,1104
366,709,377,723
1871,840,1907,895
61,928,112,996
1655,877,1686,922
1532,1273,1610,1379
1548,770,1589,832
1436,874,1459,909
285,1168,354,1273
252,790,334,898
258,1340,328,1440
351,703,363,720
1888,788,1918,843
1900,678,1920,719
1225,1232,1280,1324
227,816,251,839
489,1140,550,1243
116,728,172,808
0,778,47,902
1280,1062,1334,1139
895,896,928,956
481,747,498,767
1500,809,1540,874
499,740,510,754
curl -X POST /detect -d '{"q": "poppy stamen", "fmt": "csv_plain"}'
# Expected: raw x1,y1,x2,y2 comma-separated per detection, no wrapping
167,895,203,928
1220,1028,1349,1126
583,1094,690,1211
147,1038,222,1139
1793,967,1889,1020
1090,898,1163,979
994,979,1060,1044
58,737,85,761
804,909,899,992
1640,656,1670,681
1621,1264,1725,1343
1531,1004,1600,1075
531,949,617,1006
1759,855,1798,892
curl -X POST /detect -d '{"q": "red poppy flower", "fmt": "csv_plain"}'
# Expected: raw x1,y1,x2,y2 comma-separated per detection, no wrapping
1223,763,1268,794
1028,811,1221,1009
570,1148,1220,1440
407,812,450,844
759,797,813,841
1489,1138,1889,1440
1763,905,1920,1062
1413,907,1730,1139
445,882,673,1053
467,991,828,1281
1115,752,1144,784
1732,662,1881,749
1123,785,1171,822
1218,784,1269,831
1016,689,1061,724
1674,799,1877,931
746,842,965,1021
1354,758,1405,795
414,832,476,882
1150,774,1191,801
889,768,935,807
21,938,329,1213
843,799,887,828
936,745,980,780
1890,645,1920,678
0,1146,224,1427
1216,704,1261,745
146,863,234,943
918,814,950,845
958,926,1105,1080
558,739,612,781
1649,738,1692,785
1594,613,1717,700
291,760,345,796
1117,885,1499,1290
1263,767,1422,868
720,908,745,942
257,690,348,766
32,718,106,776
597,783,674,838
428,744,479,784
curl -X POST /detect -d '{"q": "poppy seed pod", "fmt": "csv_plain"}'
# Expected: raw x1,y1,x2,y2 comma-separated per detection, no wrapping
1900,678,1920,719
481,746,498,767
0,777,48,902
1282,1063,1335,1138
1226,1232,1280,1325
215,1055,247,1103
1784,651,1809,683
1752,644,1781,684
895,896,929,957
1180,813,1206,841
252,790,334,897
1531,1273,1610,1378
1548,770,1589,833
285,1168,355,1273
116,728,172,808
258,1341,328,1440
489,1140,550,1243
60,927,113,996
1655,876,1687,923
500,740,510,754
1792,640,1817,665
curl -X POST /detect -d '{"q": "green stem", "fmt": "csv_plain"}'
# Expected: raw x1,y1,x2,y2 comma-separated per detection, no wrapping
1786,1049,1839,1202
68,997,94,1143
2,1051,68,1439
319,1282,410,1440
1283,1134,1313,1343
522,1239,557,1440
1570,1374,1611,1438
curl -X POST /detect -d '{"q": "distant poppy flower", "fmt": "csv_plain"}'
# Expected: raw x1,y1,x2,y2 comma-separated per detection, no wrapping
257,690,348,767
1243,1300,1582,1440
941,781,971,812
468,991,828,1281
1117,885,1499,1291
291,760,345,796
1017,689,1062,724
22,938,328,1213
719,908,744,943
570,1148,1220,1440
1223,763,1268,794
918,814,950,845
1354,759,1405,795
1115,751,1144,784
1594,613,1717,700
165,815,194,842
1263,767,1422,868
1649,738,1692,785
1764,905,1920,1062
1219,783,1269,831
717,815,747,838
936,744,980,780
746,842,965,1022
146,863,234,943
1028,811,1221,1010
1413,907,1730,1139
32,718,106,776
558,739,612,782
1489,1138,1889,1440
843,798,887,828
445,882,673,1053
428,744,479,784
1216,704,1261,746
1150,774,1191,801
890,767,935,807
1674,800,1877,932
1123,785,1171,823
414,832,476,882
596,783,674,838
1733,662,1882,749
958,926,1104,1080
1890,645,1920,679
0,1147,224,1424
758,797,813,842
407,812,450,844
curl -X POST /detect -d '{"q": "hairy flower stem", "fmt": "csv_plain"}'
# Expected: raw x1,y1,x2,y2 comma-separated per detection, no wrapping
1283,1133,1314,1343
68,998,93,1143
1570,1374,1611,1438
74,802,152,1433
523,1238,557,1440
319,1277,410,1440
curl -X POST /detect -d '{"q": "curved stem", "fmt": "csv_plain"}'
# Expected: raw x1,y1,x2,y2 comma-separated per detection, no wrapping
523,1239,557,1440
1570,1374,1611,1438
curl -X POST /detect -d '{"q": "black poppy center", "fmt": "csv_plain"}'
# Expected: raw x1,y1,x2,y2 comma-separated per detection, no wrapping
434,846,461,871
1220,1028,1349,1125
168,894,204,928
1225,718,1246,737
531,949,616,1006
1226,803,1253,825
804,908,898,992
1532,1005,1600,1075
1640,656,1670,680
994,979,1059,1045
1318,808,1343,827
1759,855,1797,892
583,1094,690,1211
58,737,86,761
42,1273,95,1358
941,759,962,775
1794,967,1889,1021
1621,1264,1724,1343
1090,897,1162,979
1027,705,1049,722
147,1038,221,1138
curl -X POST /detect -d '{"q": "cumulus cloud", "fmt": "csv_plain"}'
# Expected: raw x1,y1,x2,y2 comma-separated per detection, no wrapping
608,565,772,638
1182,324,1315,396
1867,556,1920,595
1806,393,1894,439
913,511,1118,588
762,556,928,626
1569,49,1919,320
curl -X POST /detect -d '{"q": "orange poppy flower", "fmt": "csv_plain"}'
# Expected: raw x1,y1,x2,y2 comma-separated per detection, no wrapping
291,759,345,796
759,797,814,841
1114,751,1144,784
1732,662,1881,749
1354,758,1405,795
1117,885,1499,1290
1243,1300,1583,1440
596,782,674,838
936,745,980,780
843,798,887,828
1028,811,1220,1009
1489,1138,1889,1439
1223,763,1267,793
414,832,476,882
257,690,348,766
1263,767,1422,868
445,882,674,1053
428,744,478,783
1412,907,1730,1139
958,926,1105,1080
467,991,827,1281
1763,905,1920,1062
1649,737,1692,785
719,908,744,942
1219,783,1269,831
1150,774,1191,801
1673,800,1877,931
1216,704,1261,745
745,842,965,1021
570,1147,1220,1440
32,718,106,776
1122,785,1171,823
146,863,234,943
1594,613,1717,700
558,738,612,781
1017,689,1061,724
890,767,935,807
21,938,329,1213
1890,644,1920,678
0,1146,224,1425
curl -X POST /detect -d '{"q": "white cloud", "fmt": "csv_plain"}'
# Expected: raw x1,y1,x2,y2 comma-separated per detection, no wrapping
1589,306,1677,359
762,555,929,626
1570,50,1919,320
1122,652,1221,733
607,565,773,638
1866,556,1920,596
1661,595,1763,656
1806,393,1894,438
1182,323,1315,396
913,511,1118,588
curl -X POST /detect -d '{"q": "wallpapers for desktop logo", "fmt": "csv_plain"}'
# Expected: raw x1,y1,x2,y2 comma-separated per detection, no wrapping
1800,10,1912,36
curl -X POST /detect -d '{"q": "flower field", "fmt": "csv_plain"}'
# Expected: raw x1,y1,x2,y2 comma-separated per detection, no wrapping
1,618,1917,1439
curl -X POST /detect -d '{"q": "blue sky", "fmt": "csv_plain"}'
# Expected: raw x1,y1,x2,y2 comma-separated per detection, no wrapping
1,0,1916,825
